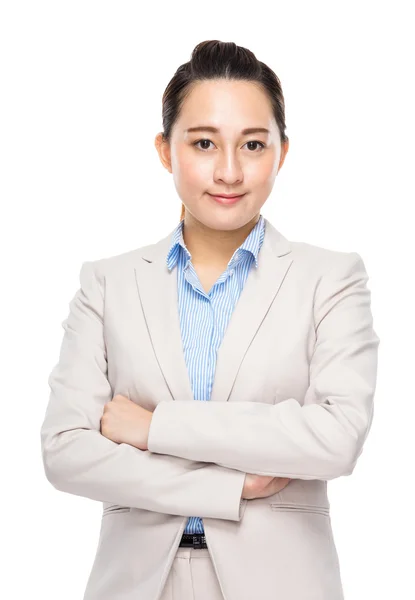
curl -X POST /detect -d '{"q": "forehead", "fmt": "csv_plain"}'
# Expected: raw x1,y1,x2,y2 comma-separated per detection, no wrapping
176,79,275,133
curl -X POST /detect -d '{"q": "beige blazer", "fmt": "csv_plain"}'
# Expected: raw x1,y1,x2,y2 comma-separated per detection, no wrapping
40,217,380,600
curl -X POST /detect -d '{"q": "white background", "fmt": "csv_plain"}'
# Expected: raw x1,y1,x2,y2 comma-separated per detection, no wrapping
1,1,413,598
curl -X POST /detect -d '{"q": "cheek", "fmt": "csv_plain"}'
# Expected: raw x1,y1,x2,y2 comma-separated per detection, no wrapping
245,154,277,183
172,149,211,189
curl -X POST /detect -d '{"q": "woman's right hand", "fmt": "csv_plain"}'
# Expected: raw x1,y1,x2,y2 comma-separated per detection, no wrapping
241,473,291,500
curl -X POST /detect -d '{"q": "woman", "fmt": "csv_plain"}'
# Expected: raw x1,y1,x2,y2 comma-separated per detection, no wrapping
40,40,380,600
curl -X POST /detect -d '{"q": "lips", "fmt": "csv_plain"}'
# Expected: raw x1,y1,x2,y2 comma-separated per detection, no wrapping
208,193,246,205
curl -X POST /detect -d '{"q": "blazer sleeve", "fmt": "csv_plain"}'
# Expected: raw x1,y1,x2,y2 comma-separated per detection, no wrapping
147,252,380,481
40,261,246,521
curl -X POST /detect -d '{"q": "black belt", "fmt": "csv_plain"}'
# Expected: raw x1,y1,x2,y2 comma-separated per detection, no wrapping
179,533,208,549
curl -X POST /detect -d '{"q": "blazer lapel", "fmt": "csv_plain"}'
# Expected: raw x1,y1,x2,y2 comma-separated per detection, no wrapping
134,218,293,404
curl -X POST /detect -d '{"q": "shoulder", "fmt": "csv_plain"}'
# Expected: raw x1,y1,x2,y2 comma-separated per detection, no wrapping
82,240,159,282
288,239,364,278
265,219,364,277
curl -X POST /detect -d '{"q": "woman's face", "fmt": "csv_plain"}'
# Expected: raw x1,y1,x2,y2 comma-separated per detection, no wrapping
155,79,289,231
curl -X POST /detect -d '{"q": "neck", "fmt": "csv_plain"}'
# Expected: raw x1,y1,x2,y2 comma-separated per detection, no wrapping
182,213,261,267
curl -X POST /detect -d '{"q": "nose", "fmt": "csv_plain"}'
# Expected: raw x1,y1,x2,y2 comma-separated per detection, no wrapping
213,149,243,185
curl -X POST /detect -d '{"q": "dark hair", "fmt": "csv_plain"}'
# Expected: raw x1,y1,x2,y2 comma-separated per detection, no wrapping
160,40,289,221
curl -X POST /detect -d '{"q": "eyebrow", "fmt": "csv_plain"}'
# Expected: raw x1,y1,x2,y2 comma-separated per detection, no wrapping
185,126,270,135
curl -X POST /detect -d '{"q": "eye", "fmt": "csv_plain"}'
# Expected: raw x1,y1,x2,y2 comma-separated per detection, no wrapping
192,139,266,152
245,141,266,152
193,139,215,151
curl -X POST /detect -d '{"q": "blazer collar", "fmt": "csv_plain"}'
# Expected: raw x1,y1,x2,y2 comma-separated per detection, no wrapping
133,217,293,404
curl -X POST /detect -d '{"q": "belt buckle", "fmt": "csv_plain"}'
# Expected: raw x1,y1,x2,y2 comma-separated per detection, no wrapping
179,533,207,549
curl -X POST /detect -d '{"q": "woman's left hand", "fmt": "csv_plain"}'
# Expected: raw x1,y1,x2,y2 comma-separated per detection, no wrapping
100,394,153,450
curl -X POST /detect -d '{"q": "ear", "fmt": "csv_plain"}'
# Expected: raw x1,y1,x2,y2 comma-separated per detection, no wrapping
278,139,290,170
154,132,172,173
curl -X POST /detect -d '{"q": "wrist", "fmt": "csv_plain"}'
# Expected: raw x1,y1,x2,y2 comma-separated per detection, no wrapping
144,412,153,450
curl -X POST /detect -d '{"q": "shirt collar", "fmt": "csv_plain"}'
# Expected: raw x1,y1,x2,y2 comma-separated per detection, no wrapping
166,214,265,271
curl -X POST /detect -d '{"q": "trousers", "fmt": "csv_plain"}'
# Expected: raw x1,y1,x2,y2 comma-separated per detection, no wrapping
159,546,225,600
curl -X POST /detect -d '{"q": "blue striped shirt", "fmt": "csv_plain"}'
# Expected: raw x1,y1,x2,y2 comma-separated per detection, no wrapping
166,214,266,534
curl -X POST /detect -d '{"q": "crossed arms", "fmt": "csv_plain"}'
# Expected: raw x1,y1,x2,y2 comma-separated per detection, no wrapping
40,254,379,521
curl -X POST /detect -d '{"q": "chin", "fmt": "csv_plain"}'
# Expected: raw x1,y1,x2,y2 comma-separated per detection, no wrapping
198,211,257,232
